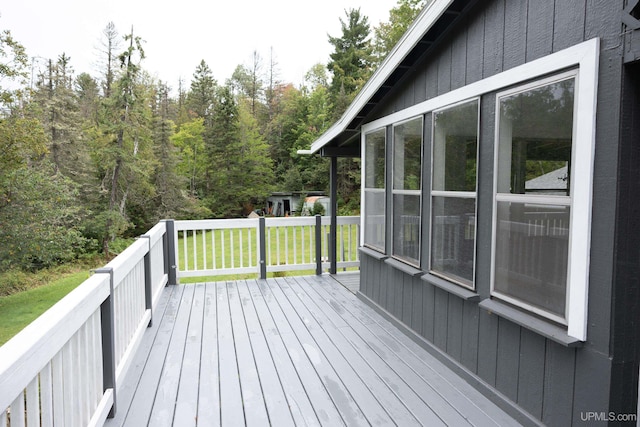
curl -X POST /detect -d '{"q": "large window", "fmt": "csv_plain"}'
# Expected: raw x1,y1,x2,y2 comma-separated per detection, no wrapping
430,99,479,288
492,73,576,324
363,128,386,251
392,117,423,265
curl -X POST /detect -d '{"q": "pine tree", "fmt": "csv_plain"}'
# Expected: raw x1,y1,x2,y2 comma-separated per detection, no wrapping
187,60,216,120
327,8,374,118
151,82,185,220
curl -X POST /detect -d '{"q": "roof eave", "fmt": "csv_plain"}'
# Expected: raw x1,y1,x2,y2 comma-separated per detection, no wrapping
301,0,455,156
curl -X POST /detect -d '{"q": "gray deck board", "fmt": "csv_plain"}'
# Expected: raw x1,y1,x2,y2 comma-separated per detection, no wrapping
105,274,521,426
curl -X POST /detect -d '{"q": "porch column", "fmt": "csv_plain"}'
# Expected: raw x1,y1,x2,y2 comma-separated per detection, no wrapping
329,156,338,274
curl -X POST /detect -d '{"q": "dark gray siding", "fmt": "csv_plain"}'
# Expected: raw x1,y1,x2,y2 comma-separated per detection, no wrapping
359,0,631,425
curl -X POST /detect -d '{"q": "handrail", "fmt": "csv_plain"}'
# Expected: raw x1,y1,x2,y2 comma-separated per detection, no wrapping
173,216,360,280
0,216,358,426
0,222,168,426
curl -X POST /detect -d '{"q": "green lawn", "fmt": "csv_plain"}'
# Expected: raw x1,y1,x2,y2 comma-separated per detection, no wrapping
177,224,359,282
0,223,359,344
0,271,89,346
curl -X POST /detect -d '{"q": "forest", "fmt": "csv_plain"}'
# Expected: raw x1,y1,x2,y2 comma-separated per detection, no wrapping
0,0,426,274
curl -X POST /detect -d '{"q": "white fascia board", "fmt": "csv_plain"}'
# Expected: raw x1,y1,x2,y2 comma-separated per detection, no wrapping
301,0,454,155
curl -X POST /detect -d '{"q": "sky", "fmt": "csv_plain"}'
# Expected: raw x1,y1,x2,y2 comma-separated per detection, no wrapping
2,0,397,90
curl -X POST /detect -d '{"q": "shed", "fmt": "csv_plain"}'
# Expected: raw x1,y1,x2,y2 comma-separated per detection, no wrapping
304,0,640,425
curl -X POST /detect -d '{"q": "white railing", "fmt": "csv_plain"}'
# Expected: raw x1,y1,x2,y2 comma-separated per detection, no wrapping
0,222,168,427
174,215,360,280
0,216,358,426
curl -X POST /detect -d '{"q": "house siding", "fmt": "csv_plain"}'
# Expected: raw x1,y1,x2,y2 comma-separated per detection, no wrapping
359,0,632,425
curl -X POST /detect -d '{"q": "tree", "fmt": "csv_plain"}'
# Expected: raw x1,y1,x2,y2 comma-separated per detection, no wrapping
327,8,374,118
31,54,85,177
229,50,265,119
171,117,206,197
187,60,216,120
90,26,155,253
0,163,87,271
151,82,185,221
372,0,428,66
97,22,121,98
0,30,28,110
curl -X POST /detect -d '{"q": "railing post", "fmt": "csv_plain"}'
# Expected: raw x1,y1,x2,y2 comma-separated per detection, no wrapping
259,217,267,280
162,219,179,285
139,235,153,327
95,267,117,418
329,156,338,275
315,215,323,275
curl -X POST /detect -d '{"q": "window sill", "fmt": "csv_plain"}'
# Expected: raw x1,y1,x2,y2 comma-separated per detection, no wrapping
359,246,388,261
421,273,480,301
384,257,424,276
479,299,583,347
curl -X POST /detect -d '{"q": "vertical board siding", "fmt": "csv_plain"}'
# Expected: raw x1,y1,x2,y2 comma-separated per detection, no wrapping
446,296,464,363
450,24,468,91
460,301,479,373
355,0,627,424
502,0,528,70
411,277,424,336
495,318,521,402
542,340,576,425
516,329,546,418
482,0,505,78
552,0,586,51
433,288,448,351
466,12,485,85
421,281,436,342
525,0,554,61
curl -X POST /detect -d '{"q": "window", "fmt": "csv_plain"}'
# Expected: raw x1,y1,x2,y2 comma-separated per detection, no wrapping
363,128,386,251
430,99,479,288
492,73,576,325
392,117,423,265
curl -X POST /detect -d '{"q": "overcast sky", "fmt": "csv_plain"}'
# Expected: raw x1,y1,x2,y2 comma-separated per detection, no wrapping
2,0,397,90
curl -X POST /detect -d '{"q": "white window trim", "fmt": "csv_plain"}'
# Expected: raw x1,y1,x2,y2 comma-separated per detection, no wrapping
361,128,387,252
391,116,424,267
429,98,481,290
360,38,598,341
490,65,597,341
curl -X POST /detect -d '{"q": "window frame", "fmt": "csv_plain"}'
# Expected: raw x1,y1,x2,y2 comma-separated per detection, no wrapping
359,38,598,340
391,116,424,267
429,97,481,290
361,127,387,253
489,65,596,340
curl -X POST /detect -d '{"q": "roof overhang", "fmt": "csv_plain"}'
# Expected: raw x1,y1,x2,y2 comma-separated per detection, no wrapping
300,0,475,157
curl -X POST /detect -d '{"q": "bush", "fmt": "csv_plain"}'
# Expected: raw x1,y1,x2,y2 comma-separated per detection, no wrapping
0,165,88,271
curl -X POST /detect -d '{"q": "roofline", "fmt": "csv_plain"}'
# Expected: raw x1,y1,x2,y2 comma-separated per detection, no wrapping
300,0,454,156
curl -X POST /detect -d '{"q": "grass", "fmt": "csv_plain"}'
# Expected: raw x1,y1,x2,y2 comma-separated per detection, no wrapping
0,270,90,346
0,224,359,344
177,223,359,282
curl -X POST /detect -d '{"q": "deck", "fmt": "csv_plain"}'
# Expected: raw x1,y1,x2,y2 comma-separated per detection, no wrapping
104,274,520,426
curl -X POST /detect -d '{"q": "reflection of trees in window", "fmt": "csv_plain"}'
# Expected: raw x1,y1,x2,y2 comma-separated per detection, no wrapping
431,99,479,288
433,101,478,192
365,129,386,188
392,117,423,265
499,79,574,195
363,128,386,251
493,76,576,323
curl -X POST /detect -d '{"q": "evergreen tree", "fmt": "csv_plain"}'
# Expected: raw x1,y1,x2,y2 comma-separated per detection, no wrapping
151,82,185,221
31,54,85,177
206,84,240,216
187,60,216,120
327,8,373,118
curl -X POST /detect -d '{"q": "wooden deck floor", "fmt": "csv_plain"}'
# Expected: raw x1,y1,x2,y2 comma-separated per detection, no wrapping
105,275,521,426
